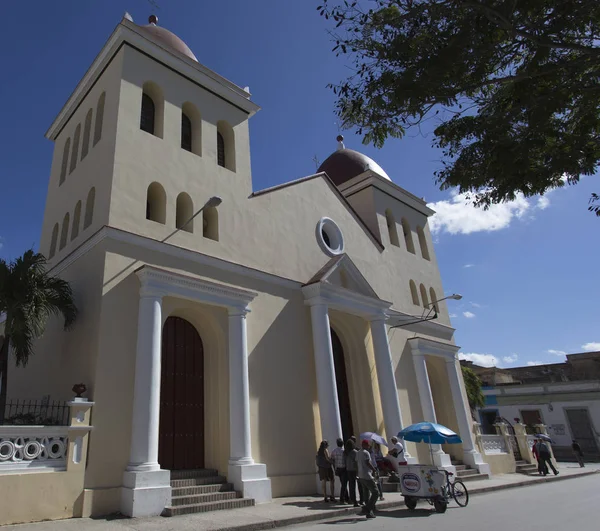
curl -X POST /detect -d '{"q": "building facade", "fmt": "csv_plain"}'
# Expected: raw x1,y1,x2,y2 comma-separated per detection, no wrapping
6,14,488,519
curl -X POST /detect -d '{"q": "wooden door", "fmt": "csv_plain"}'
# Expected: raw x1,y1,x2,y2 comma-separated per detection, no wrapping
566,408,600,457
159,316,205,470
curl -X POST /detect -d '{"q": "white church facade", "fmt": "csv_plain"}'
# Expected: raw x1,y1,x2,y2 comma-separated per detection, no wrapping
6,14,490,519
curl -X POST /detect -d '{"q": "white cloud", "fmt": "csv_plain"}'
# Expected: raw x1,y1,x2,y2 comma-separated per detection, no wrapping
470,302,482,308
463,311,476,318
463,264,475,268
459,353,498,367
547,349,567,357
527,361,543,366
582,342,600,352
537,196,551,210
503,355,518,364
449,313,458,318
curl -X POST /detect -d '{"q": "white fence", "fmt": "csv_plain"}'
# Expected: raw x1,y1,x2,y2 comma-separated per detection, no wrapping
0,426,68,472
480,434,509,455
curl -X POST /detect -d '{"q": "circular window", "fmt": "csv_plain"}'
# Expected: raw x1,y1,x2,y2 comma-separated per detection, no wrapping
316,217,344,256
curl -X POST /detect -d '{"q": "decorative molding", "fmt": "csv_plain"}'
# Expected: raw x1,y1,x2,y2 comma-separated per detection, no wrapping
0,427,69,470
408,336,460,360
480,435,508,455
136,266,257,310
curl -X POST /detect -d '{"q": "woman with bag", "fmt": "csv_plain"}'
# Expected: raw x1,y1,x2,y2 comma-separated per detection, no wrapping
316,440,336,502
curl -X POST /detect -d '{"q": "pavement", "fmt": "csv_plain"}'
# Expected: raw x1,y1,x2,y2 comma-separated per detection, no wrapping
3,463,599,530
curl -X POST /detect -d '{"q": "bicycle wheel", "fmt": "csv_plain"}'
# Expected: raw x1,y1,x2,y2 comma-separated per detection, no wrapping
451,480,469,507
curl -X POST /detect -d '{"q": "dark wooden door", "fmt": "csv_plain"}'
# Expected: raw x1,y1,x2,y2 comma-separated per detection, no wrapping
159,316,205,470
566,408,600,457
331,328,354,440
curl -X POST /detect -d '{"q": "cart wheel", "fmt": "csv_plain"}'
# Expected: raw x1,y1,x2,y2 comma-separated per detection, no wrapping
452,480,469,507
405,497,418,510
433,499,447,513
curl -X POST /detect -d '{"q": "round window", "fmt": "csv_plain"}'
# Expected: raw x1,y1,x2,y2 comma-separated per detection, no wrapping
316,217,344,256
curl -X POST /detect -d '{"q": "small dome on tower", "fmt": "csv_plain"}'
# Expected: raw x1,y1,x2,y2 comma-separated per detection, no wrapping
138,15,198,62
318,135,391,186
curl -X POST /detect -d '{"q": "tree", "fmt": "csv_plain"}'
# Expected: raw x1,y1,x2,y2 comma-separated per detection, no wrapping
461,365,485,414
0,251,77,423
318,1,600,213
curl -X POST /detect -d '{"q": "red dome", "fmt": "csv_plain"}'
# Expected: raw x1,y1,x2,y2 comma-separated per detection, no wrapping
318,148,391,186
139,19,198,62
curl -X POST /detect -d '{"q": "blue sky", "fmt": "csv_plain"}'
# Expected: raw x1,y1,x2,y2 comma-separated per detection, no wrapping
0,1,598,367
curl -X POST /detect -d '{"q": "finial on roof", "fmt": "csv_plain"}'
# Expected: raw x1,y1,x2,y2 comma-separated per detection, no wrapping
336,134,345,151
149,14,158,25
124,12,133,22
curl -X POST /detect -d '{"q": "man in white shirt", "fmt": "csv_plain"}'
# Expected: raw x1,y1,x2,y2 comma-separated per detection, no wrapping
357,440,379,519
387,436,406,473
330,438,349,503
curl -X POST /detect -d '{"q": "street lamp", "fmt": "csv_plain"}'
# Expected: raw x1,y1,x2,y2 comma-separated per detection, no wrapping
390,292,463,329
428,293,462,309
177,196,222,232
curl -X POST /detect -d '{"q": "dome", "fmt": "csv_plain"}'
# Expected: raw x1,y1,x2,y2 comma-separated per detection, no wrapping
138,16,198,62
318,138,391,186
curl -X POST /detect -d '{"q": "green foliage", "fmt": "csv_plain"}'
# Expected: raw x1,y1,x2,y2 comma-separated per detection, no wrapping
461,365,485,410
318,0,599,211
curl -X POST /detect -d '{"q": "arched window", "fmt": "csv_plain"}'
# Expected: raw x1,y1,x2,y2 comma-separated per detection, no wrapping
81,108,93,160
385,209,400,247
417,226,430,260
429,287,439,313
203,206,219,241
69,124,81,174
59,212,70,250
181,102,201,155
402,218,415,254
84,187,95,229
59,138,70,185
419,283,429,308
217,121,235,171
71,200,82,241
140,82,164,138
49,223,59,258
409,280,419,306
93,92,105,146
176,192,194,233
146,182,166,224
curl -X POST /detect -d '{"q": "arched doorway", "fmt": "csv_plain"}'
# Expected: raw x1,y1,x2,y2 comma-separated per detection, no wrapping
159,316,205,470
331,328,354,440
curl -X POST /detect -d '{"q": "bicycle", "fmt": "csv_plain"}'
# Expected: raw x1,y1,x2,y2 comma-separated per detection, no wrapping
404,469,469,513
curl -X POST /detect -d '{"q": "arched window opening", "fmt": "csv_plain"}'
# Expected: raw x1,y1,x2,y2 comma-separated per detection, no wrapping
59,213,70,250
417,226,430,260
419,283,429,308
71,201,82,241
402,218,415,254
409,280,419,306
49,223,59,258
60,138,71,185
385,209,400,247
429,287,439,313
81,109,93,160
203,206,219,241
140,82,164,138
181,102,202,155
176,192,194,233
69,124,81,174
216,121,235,171
84,187,95,229
146,182,166,224
93,92,105,146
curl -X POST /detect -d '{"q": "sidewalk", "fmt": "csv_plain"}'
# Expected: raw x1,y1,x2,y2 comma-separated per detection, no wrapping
5,464,599,531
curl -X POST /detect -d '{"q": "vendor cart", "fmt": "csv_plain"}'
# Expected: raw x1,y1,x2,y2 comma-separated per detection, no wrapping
397,465,469,513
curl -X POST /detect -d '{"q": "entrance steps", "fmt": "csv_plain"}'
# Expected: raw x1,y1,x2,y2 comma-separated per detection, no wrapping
515,460,539,475
451,459,489,482
163,469,255,517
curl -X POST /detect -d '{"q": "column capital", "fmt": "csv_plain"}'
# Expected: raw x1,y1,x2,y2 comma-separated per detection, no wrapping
368,311,389,323
304,296,329,308
139,280,167,299
444,354,459,364
228,305,250,317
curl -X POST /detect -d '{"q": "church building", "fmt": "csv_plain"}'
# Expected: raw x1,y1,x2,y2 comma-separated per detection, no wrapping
6,14,490,519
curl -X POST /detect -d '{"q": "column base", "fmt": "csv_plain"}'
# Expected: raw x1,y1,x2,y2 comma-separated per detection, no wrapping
462,449,491,476
228,463,272,503
432,452,456,474
121,469,171,517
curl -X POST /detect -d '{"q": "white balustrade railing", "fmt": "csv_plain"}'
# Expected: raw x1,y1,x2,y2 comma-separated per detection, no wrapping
0,426,68,471
481,434,509,455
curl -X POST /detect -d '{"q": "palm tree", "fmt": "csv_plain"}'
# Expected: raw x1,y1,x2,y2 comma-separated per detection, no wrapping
0,250,77,424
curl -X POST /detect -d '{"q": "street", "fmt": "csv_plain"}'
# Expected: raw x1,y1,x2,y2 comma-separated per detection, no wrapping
292,474,599,531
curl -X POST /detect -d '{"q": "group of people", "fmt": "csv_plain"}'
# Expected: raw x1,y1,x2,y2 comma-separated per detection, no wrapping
532,437,559,476
316,436,406,519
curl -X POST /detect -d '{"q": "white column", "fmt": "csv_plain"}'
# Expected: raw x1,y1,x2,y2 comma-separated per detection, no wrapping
308,301,343,446
370,316,412,461
228,307,253,465
227,306,272,503
445,357,490,475
121,290,171,517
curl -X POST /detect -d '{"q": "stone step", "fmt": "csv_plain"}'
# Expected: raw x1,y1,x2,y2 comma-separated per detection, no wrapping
172,483,234,497
456,469,479,477
453,464,467,471
171,475,228,488
170,469,219,480
451,460,464,466
458,473,489,482
171,491,239,506
163,497,255,517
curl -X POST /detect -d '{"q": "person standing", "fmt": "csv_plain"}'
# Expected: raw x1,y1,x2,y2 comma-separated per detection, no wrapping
345,439,363,507
331,438,349,503
572,440,585,467
357,439,380,519
316,441,336,502
536,439,559,476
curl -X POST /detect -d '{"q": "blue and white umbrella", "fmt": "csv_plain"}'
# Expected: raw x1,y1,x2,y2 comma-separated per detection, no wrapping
398,422,462,464
359,432,388,447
